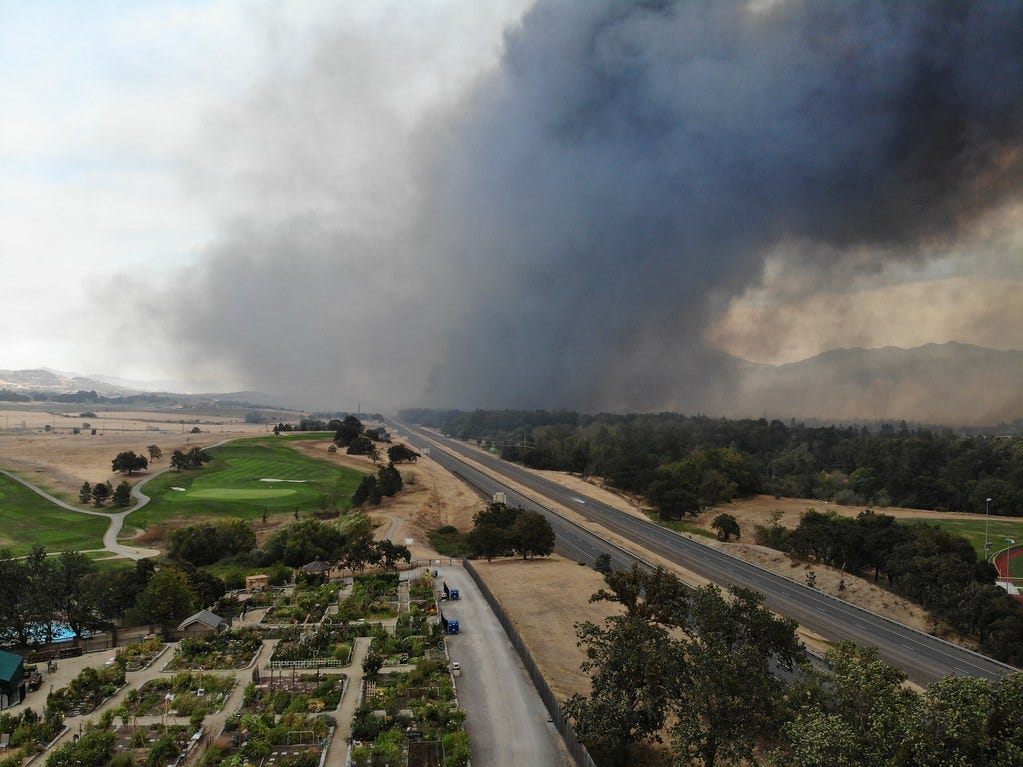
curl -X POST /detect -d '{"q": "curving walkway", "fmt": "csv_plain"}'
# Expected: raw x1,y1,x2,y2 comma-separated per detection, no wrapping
2,438,237,561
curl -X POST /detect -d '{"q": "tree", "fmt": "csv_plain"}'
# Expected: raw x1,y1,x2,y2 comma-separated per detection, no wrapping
146,444,162,462
334,415,364,447
111,450,148,475
465,524,507,562
375,540,411,570
79,482,92,503
711,513,740,542
346,435,377,458
128,568,196,634
91,482,111,507
387,444,420,464
170,447,212,471
112,481,132,508
593,552,613,574
671,585,805,767
508,510,555,559
351,475,381,507
565,567,687,765
53,550,100,639
376,465,403,497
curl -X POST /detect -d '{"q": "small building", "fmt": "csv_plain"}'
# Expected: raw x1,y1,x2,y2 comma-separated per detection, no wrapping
245,574,270,592
301,559,332,576
0,650,25,710
177,610,229,636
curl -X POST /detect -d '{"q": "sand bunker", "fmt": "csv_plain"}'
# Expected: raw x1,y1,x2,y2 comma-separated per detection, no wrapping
171,487,186,492
259,478,310,483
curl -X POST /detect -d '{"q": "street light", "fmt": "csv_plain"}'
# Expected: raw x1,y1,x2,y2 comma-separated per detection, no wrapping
985,497,993,558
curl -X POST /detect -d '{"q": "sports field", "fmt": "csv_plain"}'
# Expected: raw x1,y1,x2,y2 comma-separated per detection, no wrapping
126,441,366,531
920,517,1023,560
0,472,109,555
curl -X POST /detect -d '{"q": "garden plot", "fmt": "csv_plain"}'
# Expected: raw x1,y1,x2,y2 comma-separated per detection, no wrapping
46,719,202,767
0,708,64,767
350,658,468,767
47,663,126,716
111,723,199,766
241,672,346,714
167,629,263,670
122,673,235,717
375,611,445,667
261,583,340,625
203,711,331,767
115,637,165,671
267,624,370,669
333,573,400,622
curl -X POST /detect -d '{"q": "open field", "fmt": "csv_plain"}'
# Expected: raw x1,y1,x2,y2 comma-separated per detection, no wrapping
922,517,1023,558
0,472,109,555
125,441,366,532
0,406,278,503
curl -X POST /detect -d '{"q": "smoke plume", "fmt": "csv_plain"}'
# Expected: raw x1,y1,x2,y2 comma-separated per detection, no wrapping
147,1,1023,413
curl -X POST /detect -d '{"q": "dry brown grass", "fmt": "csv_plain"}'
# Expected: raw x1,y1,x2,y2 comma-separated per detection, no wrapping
0,406,271,501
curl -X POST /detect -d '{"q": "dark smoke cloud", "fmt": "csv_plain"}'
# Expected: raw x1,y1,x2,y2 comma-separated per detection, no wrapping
148,0,1023,413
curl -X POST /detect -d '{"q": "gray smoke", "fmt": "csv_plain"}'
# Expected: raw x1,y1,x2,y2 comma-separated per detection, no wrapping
148,0,1023,413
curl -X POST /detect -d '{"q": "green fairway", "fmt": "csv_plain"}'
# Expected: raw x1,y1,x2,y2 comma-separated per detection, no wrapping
0,473,109,556
128,441,365,531
918,517,1023,559
186,488,297,500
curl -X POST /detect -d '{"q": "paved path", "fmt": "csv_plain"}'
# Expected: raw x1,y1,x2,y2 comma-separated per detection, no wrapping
325,637,372,767
437,565,572,767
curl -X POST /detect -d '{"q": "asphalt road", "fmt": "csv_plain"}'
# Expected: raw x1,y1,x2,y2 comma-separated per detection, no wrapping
436,565,572,767
393,420,1019,686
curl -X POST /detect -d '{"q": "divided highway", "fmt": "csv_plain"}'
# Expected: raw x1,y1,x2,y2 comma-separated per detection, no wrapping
391,419,1018,686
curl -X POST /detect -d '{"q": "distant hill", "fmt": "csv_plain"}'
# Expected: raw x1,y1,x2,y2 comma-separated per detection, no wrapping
0,368,293,410
734,342,1023,426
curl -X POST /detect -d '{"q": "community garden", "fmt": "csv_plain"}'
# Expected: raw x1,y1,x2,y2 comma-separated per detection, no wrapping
120,673,235,718
350,658,468,767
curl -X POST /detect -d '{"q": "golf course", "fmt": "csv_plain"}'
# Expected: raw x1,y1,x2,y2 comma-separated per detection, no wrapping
0,472,109,555
125,440,366,531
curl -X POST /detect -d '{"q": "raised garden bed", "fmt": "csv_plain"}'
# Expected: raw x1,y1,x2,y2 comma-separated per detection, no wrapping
334,574,400,622
121,673,235,717
0,708,64,767
241,673,346,714
167,629,263,670
47,663,126,717
115,638,165,672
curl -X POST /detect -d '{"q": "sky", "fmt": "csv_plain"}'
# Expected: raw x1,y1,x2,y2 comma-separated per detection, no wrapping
2,0,1021,413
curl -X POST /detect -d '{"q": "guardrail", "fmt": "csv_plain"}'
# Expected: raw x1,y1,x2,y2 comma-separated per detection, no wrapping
462,559,598,767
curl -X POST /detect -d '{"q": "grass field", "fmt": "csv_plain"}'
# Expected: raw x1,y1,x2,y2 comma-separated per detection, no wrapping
918,517,1023,559
127,441,366,531
0,473,109,555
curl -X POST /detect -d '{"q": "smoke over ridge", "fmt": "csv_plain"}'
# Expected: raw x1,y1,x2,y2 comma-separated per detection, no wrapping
146,1,1023,414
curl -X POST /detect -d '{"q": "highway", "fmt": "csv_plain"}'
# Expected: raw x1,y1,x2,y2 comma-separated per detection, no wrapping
391,419,1018,686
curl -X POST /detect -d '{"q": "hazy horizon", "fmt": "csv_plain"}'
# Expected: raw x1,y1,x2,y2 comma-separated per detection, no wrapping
3,1,1022,417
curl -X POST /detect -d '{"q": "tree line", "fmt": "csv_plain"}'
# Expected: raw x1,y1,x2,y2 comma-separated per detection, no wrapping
400,409,1023,517
756,509,1023,664
567,565,1023,767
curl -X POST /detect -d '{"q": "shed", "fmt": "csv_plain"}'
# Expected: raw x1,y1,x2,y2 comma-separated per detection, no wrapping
245,574,270,592
0,650,24,710
177,610,229,635
301,559,332,575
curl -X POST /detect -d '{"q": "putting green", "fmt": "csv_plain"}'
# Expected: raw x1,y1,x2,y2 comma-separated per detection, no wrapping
187,488,297,500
